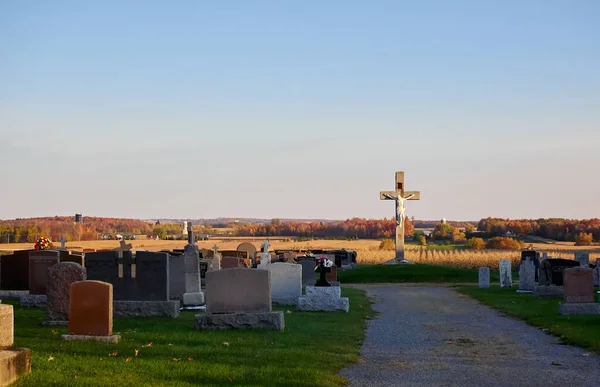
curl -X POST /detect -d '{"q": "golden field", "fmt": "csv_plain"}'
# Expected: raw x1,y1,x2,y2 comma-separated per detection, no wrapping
2,238,599,270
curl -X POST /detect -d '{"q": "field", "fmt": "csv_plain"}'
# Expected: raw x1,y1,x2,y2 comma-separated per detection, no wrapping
2,239,599,270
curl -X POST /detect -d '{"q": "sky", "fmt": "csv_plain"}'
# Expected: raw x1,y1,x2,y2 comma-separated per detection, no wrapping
1,1,599,221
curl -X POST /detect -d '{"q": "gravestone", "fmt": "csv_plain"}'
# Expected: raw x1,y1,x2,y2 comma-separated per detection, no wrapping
182,244,204,306
558,267,600,315
379,171,420,263
298,258,316,286
574,252,590,267
520,250,540,282
0,250,35,290
237,243,257,264
478,267,490,288
268,263,302,305
195,268,284,330
168,254,186,300
326,265,339,286
221,257,241,269
59,250,84,265
85,251,178,317
499,260,512,288
114,239,132,258
539,258,580,286
29,250,60,294
518,258,535,292
45,262,87,325
62,280,120,343
257,240,271,270
594,258,600,287
0,304,32,386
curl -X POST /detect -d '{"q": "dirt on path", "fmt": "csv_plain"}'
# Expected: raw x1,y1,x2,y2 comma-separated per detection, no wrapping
340,285,600,387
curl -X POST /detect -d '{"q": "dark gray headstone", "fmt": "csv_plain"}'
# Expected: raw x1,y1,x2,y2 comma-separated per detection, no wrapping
136,251,170,301
1,249,35,290
169,254,186,300
298,258,316,286
29,250,60,295
539,258,581,286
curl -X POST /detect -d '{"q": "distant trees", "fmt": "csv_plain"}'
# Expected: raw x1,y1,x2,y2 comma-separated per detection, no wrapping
379,239,395,250
575,232,594,246
477,217,600,242
432,223,454,240
467,237,486,250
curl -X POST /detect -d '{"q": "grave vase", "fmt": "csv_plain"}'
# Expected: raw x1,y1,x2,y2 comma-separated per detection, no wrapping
315,264,331,287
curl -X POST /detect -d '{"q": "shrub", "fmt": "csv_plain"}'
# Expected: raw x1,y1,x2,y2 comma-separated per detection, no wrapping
432,223,455,240
452,229,466,243
379,239,395,250
575,232,593,246
417,235,427,246
486,237,523,250
467,237,486,250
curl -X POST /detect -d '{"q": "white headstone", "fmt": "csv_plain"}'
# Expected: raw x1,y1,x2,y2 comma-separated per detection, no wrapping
542,252,548,260
268,263,302,305
261,239,270,253
478,267,490,288
575,252,590,267
499,260,512,288
518,257,535,292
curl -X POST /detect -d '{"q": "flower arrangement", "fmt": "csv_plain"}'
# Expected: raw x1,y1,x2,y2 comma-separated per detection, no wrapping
314,257,334,271
34,236,54,250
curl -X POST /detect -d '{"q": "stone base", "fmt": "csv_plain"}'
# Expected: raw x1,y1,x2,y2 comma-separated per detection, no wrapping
533,285,564,299
329,281,341,287
382,259,413,265
558,303,600,316
113,301,180,318
194,311,284,331
272,296,300,305
42,320,68,326
19,294,47,308
61,334,121,343
0,291,28,300
0,348,31,386
183,292,205,306
516,290,533,294
297,286,350,313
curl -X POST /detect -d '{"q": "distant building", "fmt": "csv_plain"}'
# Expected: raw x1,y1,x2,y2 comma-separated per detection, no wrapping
441,218,447,224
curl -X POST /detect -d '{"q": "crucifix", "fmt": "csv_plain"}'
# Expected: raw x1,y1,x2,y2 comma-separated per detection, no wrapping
380,171,420,262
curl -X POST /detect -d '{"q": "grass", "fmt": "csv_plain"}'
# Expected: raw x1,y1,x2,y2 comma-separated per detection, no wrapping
338,263,500,284
456,286,600,355
11,288,373,387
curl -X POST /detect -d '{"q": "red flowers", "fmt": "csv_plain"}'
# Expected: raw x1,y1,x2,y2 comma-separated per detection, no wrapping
34,236,53,250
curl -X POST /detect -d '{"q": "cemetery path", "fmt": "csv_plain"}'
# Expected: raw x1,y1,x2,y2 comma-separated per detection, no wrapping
340,285,600,387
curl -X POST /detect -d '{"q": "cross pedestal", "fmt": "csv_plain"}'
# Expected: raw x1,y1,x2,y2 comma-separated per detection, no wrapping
379,171,420,264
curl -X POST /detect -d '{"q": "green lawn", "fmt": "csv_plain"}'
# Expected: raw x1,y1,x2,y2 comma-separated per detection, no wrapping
457,286,600,354
12,288,373,387
338,263,500,284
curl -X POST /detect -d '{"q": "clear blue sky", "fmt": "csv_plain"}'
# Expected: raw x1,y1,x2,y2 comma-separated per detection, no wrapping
1,1,599,221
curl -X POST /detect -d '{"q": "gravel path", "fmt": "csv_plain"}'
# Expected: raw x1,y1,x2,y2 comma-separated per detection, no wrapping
340,285,600,387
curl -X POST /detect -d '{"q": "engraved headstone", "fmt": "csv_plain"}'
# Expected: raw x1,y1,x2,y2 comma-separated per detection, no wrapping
221,257,241,269
59,236,67,250
499,260,512,288
520,250,540,282
518,257,535,292
46,262,87,324
0,304,32,385
540,258,580,286
478,267,490,288
268,263,302,305
168,254,186,300
558,267,600,315
237,242,257,264
182,244,204,306
298,258,316,286
205,269,271,314
0,249,36,290
29,250,60,294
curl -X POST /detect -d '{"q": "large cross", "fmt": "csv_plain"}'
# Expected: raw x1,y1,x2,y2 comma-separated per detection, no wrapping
380,171,420,262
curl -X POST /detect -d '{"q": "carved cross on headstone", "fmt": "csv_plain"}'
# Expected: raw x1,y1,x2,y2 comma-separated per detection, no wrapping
380,171,420,262
59,236,67,250
116,239,133,258
212,244,219,255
